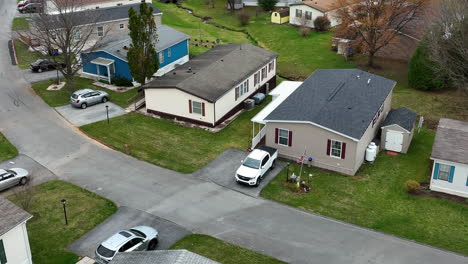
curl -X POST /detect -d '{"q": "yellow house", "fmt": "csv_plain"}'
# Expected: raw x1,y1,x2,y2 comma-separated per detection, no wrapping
271,9,289,24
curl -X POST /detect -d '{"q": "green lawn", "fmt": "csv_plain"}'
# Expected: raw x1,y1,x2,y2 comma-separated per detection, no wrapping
81,97,271,173
14,40,42,69
8,180,117,264
12,17,29,31
0,132,18,162
31,77,138,108
170,234,285,264
261,128,468,255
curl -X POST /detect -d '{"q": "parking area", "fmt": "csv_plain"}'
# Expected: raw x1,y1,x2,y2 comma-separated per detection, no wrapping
55,102,127,126
0,154,58,196
22,69,63,84
193,148,287,197
68,206,191,259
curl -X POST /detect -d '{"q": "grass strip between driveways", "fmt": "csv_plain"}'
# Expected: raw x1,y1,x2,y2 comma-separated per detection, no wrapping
0,132,18,162
81,97,271,174
8,180,118,264
170,234,286,264
31,77,138,108
14,39,42,69
261,128,468,255
12,17,29,31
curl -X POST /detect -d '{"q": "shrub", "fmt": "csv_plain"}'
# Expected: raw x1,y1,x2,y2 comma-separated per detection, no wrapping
314,16,331,32
299,27,311,37
258,0,278,11
112,76,133,87
237,13,250,26
408,42,450,90
405,180,420,194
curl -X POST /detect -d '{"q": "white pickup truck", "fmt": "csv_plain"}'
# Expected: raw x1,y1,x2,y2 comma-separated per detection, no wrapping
235,146,278,186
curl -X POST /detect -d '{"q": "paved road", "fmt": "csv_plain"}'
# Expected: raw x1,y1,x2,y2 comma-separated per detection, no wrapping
1,1,466,263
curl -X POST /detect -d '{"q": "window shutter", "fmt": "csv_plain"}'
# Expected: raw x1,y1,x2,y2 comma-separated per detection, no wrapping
0,240,7,264
448,166,455,183
466,176,468,186
202,103,205,117
433,163,439,179
189,100,192,113
235,87,239,101
326,139,331,155
341,142,346,159
288,131,292,147
275,128,278,144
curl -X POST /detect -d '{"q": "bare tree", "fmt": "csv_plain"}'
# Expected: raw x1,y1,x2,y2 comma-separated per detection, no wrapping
205,0,218,8
226,0,237,13
333,0,428,67
25,0,112,93
425,0,468,91
12,178,36,211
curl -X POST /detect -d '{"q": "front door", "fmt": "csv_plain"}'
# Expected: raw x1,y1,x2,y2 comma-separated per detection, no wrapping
385,130,403,152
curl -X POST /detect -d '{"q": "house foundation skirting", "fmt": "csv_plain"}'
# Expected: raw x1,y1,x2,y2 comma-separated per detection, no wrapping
146,108,214,127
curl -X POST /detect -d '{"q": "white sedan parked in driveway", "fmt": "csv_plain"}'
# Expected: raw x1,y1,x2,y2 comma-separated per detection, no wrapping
0,168,29,192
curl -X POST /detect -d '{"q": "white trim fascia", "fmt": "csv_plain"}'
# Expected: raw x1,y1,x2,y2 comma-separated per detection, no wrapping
380,124,410,133
264,120,359,142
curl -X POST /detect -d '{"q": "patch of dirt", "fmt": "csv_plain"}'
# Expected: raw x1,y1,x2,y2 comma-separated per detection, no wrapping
413,182,468,205
46,81,66,91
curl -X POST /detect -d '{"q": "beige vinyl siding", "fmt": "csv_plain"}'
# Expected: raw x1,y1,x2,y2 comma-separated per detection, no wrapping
265,122,358,175
145,88,215,125
214,58,277,123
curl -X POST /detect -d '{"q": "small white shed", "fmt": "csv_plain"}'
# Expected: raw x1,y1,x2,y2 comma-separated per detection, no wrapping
380,107,416,153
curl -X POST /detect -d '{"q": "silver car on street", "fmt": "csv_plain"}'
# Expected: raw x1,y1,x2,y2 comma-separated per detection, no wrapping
70,89,109,109
0,168,29,192
95,226,159,264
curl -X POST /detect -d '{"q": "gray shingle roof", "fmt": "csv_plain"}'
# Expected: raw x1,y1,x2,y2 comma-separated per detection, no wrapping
431,118,468,164
87,25,190,61
110,250,220,264
381,107,417,132
0,196,32,236
143,43,278,102
44,3,161,30
265,69,396,140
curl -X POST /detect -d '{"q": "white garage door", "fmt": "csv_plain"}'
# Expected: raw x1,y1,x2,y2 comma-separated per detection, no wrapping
385,130,404,152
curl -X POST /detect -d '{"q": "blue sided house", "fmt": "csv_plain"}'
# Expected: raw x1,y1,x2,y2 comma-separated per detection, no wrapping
81,25,190,83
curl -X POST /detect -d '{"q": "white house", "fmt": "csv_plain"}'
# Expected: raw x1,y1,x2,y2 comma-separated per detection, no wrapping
143,43,278,127
289,0,344,28
0,196,33,264
430,118,468,198
44,0,149,14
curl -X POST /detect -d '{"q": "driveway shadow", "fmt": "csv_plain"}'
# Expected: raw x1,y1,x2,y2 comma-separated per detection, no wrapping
192,148,287,197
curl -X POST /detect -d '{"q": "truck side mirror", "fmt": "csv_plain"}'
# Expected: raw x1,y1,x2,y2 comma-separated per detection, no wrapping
240,159,244,164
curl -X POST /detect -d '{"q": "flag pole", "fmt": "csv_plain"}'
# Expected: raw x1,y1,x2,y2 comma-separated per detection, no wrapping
299,146,306,180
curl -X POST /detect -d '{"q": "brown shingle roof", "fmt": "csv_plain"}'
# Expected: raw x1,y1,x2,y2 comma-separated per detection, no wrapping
0,196,32,236
431,118,468,164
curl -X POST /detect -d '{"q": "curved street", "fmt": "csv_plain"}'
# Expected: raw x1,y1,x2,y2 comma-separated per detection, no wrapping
0,0,466,263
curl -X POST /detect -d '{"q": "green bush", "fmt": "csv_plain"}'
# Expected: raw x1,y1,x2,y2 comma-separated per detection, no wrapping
258,0,278,11
112,76,133,87
314,16,331,32
238,13,250,27
404,180,420,194
408,43,449,90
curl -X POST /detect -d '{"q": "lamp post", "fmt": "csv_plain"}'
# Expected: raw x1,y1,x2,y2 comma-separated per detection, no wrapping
61,199,68,225
105,105,109,124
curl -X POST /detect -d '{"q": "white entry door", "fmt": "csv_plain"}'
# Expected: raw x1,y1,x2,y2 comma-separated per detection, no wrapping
385,130,404,152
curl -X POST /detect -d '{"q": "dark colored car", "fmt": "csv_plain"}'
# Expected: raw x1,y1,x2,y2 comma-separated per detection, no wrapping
18,3,42,13
30,59,64,73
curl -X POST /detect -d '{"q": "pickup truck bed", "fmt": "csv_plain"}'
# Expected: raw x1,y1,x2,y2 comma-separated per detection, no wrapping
257,146,278,157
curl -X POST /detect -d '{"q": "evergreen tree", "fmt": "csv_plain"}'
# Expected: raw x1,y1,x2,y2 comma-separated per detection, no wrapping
127,3,159,86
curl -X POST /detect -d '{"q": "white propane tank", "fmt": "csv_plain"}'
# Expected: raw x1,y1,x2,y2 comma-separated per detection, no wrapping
365,142,377,162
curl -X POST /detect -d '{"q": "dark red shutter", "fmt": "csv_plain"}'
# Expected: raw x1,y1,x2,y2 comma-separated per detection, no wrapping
288,131,292,147
341,142,346,159
235,87,239,100
275,128,278,144
326,139,331,155
189,100,192,113
202,103,205,116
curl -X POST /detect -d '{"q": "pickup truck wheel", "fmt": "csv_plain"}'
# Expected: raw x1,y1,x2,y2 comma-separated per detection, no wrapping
255,177,261,186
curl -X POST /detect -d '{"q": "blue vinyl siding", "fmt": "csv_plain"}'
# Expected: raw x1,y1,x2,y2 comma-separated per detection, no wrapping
158,40,188,68
82,51,132,80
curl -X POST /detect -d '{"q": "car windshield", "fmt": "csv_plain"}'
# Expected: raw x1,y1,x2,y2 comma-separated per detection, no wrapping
32,59,42,65
97,245,115,258
129,229,146,238
6,170,16,175
71,94,79,99
243,157,260,169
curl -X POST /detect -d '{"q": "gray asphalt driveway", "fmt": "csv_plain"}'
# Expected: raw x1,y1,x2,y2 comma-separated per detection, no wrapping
55,102,127,126
194,148,287,197
68,206,191,259
22,69,63,84
0,154,57,196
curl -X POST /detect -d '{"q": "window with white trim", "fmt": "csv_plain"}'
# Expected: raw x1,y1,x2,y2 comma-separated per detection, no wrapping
437,164,451,181
261,66,267,80
296,9,302,18
159,52,164,63
268,60,274,72
192,101,202,115
278,129,289,146
167,47,171,57
305,11,312,20
237,80,249,98
330,140,342,158
97,26,104,37
254,71,260,86
74,31,81,40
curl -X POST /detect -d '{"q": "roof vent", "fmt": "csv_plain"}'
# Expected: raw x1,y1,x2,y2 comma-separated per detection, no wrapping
123,45,128,50
173,72,176,75
221,59,224,62
327,82,345,101
367,78,371,85
357,75,360,79
116,49,120,52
